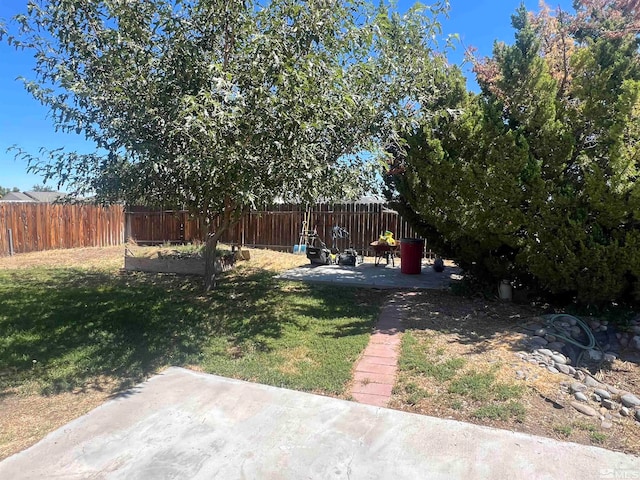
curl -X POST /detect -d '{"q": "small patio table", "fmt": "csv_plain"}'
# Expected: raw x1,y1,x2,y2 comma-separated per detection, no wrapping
370,241,398,267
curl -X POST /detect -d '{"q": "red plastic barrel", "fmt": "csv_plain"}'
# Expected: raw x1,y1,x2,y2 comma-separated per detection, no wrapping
400,238,424,274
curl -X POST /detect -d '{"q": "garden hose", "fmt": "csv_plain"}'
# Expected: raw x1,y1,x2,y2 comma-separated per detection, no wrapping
541,314,602,368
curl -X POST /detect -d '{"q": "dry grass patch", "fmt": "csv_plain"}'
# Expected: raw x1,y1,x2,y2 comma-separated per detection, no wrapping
277,346,317,375
390,290,640,455
0,380,117,459
237,247,308,273
0,243,308,274
0,245,125,271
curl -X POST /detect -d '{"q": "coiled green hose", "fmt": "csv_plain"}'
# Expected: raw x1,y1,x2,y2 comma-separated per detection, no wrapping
541,314,600,368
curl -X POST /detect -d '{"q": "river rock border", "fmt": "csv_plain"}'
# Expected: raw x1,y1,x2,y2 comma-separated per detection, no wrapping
515,316,640,427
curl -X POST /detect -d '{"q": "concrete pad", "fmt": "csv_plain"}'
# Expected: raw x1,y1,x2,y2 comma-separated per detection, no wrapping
2,367,639,479
277,261,462,289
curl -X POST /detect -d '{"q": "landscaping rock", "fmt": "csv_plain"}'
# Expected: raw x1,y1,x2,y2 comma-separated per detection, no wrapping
603,352,617,363
622,352,640,363
621,393,640,408
584,376,603,388
544,334,557,343
574,392,589,402
602,399,616,410
547,366,559,374
606,385,621,396
551,353,567,365
535,328,548,336
601,420,613,429
529,336,548,347
631,335,640,351
586,349,603,362
547,341,564,352
523,322,545,332
555,363,572,375
570,382,588,393
621,407,631,417
536,348,553,357
636,410,640,422
547,341,566,351
594,388,611,400
570,401,598,417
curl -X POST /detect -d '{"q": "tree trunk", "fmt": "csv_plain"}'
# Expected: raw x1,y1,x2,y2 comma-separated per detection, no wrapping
202,199,245,290
204,230,223,291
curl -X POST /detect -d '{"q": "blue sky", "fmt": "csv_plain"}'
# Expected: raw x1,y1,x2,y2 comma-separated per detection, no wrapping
0,0,573,191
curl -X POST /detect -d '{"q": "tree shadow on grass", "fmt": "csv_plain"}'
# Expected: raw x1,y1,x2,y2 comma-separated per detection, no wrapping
322,319,377,338
282,283,386,328
0,267,298,397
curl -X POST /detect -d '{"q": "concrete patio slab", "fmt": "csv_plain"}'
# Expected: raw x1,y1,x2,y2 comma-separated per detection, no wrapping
278,260,462,289
2,367,638,479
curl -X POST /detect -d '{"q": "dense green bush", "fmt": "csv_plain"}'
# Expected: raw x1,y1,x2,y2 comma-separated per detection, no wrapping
385,5,640,305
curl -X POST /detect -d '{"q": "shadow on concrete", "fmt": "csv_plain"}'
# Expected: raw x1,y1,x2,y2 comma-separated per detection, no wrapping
278,259,463,290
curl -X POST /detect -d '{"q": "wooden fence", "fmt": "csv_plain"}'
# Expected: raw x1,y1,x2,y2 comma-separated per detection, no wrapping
0,203,125,256
127,203,422,257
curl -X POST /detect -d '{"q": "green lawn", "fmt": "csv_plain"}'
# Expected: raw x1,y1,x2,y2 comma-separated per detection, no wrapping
0,263,385,398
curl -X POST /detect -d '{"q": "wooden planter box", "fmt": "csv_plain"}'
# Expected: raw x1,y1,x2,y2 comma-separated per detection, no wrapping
124,253,235,276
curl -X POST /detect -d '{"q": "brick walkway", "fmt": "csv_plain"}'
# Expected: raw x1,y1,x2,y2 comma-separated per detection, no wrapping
350,293,410,407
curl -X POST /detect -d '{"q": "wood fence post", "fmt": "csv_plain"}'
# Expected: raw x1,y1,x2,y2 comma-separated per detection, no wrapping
124,209,132,243
8,228,14,256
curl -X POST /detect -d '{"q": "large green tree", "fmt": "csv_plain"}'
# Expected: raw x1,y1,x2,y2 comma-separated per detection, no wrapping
4,0,449,288
387,2,640,305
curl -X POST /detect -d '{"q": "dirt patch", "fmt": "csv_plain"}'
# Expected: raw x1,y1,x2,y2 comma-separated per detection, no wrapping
389,290,640,455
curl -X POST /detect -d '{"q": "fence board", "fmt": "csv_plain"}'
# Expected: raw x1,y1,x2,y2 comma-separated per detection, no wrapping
127,203,424,257
0,203,125,256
